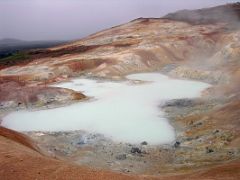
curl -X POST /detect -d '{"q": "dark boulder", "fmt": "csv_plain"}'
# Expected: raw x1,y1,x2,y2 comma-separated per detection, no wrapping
206,147,214,153
174,141,181,148
141,141,148,145
131,147,142,154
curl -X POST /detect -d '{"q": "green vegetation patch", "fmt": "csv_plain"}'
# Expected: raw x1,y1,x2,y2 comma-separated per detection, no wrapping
0,51,30,66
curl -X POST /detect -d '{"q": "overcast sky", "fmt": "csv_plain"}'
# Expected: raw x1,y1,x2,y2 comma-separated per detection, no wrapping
0,0,238,41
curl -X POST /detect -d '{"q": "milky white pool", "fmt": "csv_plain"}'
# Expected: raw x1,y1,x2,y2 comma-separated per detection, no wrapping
1,73,210,145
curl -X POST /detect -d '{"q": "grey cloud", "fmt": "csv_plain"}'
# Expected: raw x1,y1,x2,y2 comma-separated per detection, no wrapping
0,0,238,40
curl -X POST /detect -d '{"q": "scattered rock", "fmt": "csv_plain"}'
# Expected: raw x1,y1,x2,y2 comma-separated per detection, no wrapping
174,141,181,148
130,147,142,154
164,99,195,107
220,132,234,142
206,147,214,153
213,129,220,134
192,122,203,128
115,154,127,160
77,139,86,145
141,141,148,145
121,168,130,173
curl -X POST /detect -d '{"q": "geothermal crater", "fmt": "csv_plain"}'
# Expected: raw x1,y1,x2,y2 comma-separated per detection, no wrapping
1,3,240,179
2,73,210,145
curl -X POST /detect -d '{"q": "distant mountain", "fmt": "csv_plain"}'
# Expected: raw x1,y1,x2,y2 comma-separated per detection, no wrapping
0,38,26,45
0,38,67,58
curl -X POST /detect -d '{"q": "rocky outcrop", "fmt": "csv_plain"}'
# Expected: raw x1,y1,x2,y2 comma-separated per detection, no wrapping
0,80,86,112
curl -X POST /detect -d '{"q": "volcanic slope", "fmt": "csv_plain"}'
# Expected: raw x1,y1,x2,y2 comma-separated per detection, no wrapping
0,3,240,180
